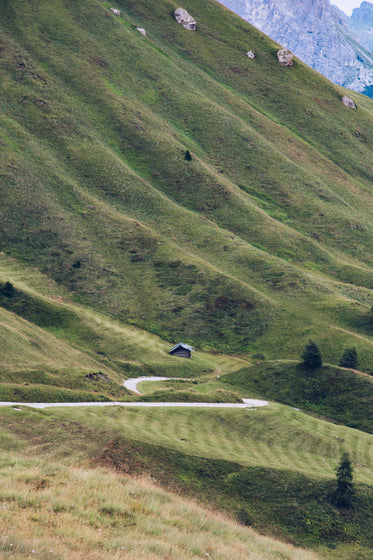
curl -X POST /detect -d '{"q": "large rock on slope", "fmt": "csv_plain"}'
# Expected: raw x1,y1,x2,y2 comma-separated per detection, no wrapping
174,8,197,31
277,48,293,67
220,0,373,97
342,95,357,108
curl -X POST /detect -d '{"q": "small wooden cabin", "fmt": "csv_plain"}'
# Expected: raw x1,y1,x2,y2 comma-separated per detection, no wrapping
169,342,193,358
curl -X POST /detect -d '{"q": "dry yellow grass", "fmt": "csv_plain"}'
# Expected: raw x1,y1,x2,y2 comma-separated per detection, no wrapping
0,454,320,560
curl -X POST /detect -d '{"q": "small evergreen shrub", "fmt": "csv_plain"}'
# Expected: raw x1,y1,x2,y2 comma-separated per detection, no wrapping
339,347,358,369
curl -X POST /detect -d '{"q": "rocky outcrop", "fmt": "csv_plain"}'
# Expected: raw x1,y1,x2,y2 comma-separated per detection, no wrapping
174,8,197,31
220,0,373,97
350,2,373,54
277,48,293,66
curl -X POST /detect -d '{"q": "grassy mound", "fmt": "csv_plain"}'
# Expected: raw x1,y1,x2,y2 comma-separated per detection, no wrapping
223,361,373,433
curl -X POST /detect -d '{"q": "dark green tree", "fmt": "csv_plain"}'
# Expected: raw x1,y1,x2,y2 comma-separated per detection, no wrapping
301,340,322,369
339,347,358,369
184,150,192,161
0,281,15,298
332,452,354,509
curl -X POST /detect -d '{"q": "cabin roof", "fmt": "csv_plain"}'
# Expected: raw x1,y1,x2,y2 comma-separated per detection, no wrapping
169,342,193,353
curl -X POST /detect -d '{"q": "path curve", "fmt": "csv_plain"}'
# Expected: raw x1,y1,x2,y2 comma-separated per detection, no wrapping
123,376,184,395
122,377,268,408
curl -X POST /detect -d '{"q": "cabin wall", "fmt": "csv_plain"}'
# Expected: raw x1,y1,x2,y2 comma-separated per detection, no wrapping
170,350,191,358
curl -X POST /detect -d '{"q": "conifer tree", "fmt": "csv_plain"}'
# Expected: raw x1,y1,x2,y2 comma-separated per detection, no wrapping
0,281,14,298
333,452,354,509
301,340,322,369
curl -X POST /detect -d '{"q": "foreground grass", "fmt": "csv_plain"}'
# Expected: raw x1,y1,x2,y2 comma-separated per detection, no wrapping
0,456,322,560
0,404,372,556
3,403,373,484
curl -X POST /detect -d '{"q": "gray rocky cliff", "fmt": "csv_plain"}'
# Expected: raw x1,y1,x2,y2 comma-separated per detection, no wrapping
219,0,373,96
350,2,373,54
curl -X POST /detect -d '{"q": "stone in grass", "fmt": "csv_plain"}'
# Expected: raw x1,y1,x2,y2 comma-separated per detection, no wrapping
342,95,356,109
174,7,197,31
246,51,255,59
136,27,147,37
110,8,120,16
277,49,293,67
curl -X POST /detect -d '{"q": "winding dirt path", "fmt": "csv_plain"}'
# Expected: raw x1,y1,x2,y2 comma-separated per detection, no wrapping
0,377,269,409
122,376,268,407
0,401,268,409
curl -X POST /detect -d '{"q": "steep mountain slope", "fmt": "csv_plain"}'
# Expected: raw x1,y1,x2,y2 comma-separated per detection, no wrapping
220,0,373,95
1,4,373,556
350,1,373,54
1,0,373,376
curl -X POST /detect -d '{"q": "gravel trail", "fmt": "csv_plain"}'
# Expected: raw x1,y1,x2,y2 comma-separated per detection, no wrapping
0,401,268,409
0,377,269,409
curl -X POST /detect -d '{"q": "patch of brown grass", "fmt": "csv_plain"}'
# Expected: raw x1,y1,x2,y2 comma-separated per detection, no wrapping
0,456,320,560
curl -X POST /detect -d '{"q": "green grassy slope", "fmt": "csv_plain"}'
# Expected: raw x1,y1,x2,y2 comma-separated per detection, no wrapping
0,252,243,401
223,361,373,433
1,0,373,379
1,3,373,557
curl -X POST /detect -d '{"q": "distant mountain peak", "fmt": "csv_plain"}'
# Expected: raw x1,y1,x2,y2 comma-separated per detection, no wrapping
220,0,373,96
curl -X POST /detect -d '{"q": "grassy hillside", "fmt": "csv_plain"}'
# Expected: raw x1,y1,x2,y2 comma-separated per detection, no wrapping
0,404,372,557
223,361,373,433
1,2,373,557
0,252,245,401
1,0,373,379
0,461,321,560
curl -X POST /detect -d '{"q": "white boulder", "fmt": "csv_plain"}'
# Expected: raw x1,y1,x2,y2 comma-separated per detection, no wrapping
174,7,197,31
342,95,356,109
136,27,147,37
277,49,294,67
246,51,255,59
110,8,120,16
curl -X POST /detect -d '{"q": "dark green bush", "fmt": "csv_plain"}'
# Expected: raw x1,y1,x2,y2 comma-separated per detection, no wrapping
339,347,358,369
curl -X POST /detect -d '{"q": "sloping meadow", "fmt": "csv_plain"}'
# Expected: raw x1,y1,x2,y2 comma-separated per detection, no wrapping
0,403,372,557
0,0,372,367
